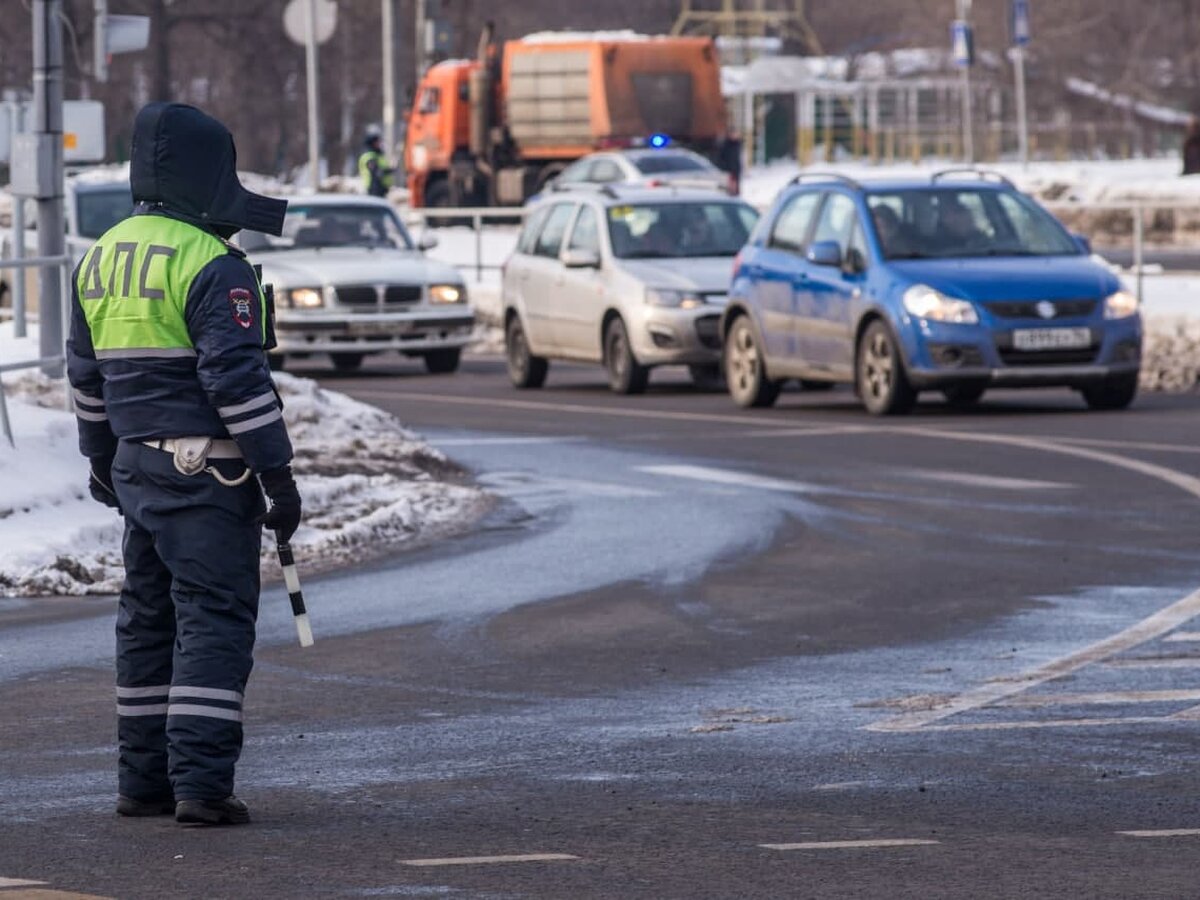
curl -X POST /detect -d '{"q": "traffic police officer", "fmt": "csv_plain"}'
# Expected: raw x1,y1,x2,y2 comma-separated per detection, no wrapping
358,132,394,198
67,102,302,826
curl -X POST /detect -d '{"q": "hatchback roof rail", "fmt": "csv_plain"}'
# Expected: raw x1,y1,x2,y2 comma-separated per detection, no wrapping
930,167,1015,188
788,171,863,189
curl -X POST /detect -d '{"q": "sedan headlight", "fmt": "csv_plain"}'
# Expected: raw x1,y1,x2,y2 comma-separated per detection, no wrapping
1104,289,1138,319
288,287,324,309
645,288,705,310
429,283,466,304
903,284,978,325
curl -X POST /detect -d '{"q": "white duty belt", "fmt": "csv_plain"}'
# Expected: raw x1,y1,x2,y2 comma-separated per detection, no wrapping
142,438,243,460
141,437,252,486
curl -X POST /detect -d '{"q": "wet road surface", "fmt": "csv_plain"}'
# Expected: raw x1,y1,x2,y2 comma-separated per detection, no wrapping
3,356,1200,898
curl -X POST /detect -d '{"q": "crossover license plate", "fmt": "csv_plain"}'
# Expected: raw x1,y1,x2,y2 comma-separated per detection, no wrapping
1011,327,1091,352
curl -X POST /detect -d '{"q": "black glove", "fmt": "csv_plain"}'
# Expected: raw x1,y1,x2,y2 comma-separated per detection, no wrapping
88,454,121,512
258,465,302,542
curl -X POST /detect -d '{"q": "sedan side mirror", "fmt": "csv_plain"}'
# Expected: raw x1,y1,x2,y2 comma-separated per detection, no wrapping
562,248,601,269
806,240,843,268
1072,233,1092,255
418,232,439,251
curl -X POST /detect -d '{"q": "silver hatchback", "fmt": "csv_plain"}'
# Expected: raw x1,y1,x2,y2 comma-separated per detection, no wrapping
502,187,759,393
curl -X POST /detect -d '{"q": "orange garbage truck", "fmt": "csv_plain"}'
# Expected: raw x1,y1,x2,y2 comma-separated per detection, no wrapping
404,28,729,209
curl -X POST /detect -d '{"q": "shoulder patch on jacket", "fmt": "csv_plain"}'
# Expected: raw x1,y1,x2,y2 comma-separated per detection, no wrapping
229,288,255,329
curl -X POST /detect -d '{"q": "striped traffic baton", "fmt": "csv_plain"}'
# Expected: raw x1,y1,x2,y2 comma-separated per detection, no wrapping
276,540,314,647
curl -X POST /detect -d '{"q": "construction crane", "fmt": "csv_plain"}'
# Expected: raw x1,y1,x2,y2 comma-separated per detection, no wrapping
671,0,823,55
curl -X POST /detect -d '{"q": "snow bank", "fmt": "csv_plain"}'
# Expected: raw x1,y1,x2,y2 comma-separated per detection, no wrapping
0,333,490,597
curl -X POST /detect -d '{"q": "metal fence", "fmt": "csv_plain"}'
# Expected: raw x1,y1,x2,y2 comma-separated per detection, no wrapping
402,206,527,282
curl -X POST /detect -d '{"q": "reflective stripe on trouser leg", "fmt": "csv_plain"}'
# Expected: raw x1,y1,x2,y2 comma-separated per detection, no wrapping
112,441,266,801
112,497,177,801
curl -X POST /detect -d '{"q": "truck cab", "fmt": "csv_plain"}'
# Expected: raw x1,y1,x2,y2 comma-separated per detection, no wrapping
405,61,476,209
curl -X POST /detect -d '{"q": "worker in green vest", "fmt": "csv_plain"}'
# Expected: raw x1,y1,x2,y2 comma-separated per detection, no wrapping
358,132,394,198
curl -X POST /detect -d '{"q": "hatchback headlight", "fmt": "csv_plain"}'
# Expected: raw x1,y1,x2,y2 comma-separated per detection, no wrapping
1104,289,1138,319
429,284,466,304
289,287,323,309
903,284,978,324
645,288,705,310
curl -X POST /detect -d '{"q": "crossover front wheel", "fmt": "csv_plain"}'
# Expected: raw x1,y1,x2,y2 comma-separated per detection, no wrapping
857,320,916,416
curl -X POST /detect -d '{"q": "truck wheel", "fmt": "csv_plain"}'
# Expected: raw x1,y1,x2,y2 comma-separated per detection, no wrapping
724,316,780,408
424,181,453,227
267,353,287,372
330,353,364,372
1081,373,1138,411
604,317,649,395
506,316,548,388
857,320,916,416
423,348,461,374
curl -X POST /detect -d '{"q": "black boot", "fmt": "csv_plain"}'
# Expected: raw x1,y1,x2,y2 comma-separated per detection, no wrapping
175,796,251,826
117,794,176,817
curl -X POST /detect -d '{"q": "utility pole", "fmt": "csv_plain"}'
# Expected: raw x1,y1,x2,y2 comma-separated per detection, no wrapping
1010,0,1031,168
415,0,426,84
382,0,396,159
304,0,322,189
33,0,64,375
953,0,975,163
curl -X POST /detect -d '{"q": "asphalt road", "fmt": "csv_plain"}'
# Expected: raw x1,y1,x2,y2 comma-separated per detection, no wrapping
4,355,1200,899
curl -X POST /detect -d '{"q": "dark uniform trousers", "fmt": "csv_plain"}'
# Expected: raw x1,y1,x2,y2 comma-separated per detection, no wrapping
111,441,265,802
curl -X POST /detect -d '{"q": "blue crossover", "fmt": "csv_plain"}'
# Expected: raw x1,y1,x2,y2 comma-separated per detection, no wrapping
722,170,1142,414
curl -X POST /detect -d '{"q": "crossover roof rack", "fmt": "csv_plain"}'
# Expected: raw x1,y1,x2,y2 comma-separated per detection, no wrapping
930,168,1015,188
787,171,863,189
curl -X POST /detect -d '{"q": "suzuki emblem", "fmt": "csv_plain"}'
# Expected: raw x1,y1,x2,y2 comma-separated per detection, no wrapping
1036,301,1057,320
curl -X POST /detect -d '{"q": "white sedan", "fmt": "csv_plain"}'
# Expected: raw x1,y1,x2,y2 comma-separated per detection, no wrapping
243,195,474,373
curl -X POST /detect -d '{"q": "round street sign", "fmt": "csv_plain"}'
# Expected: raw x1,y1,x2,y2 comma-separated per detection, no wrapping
283,0,337,46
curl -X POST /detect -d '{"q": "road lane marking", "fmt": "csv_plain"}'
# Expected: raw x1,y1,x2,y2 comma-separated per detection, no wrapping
1059,436,1200,456
432,436,584,446
1163,631,1200,642
760,839,940,851
1117,829,1200,838
637,464,824,495
479,471,660,499
997,689,1200,707
0,879,47,888
737,426,873,438
897,470,1074,491
1102,657,1200,669
400,854,579,867
866,586,1200,733
910,716,1174,733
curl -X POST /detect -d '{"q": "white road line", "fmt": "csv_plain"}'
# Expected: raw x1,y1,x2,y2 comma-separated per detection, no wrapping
910,716,1176,733
760,839,940,851
350,389,825,430
478,471,660,499
1163,631,1200,642
1102,657,1200,669
866,586,1200,733
638,464,824,495
1117,829,1200,838
400,854,579,867
0,878,47,888
898,469,1074,491
1060,436,1200,456
738,426,873,439
998,689,1200,707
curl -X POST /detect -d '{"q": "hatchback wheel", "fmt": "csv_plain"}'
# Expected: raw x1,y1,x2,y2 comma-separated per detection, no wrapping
724,316,780,408
1081,373,1138,411
857,320,916,416
605,317,649,395
505,316,549,388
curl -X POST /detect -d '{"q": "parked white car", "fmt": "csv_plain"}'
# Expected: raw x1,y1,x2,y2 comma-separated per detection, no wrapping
547,148,731,196
242,195,474,373
502,186,759,393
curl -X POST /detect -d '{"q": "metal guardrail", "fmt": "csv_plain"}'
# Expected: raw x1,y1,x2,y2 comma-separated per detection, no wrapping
402,206,527,282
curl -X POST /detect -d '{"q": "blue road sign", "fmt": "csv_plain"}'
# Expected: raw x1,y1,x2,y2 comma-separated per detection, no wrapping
951,20,975,67
1012,0,1031,46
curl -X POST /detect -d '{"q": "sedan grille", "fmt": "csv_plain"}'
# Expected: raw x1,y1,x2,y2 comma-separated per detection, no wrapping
335,284,424,307
987,299,1097,320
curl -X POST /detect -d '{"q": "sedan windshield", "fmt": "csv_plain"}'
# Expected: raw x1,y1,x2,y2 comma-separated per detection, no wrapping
866,188,1079,260
76,186,133,239
633,153,714,175
608,202,758,259
252,205,414,251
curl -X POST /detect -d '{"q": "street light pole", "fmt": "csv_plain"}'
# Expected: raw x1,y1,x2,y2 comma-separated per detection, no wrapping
958,0,974,164
415,0,426,84
382,0,396,159
303,0,322,190
1013,44,1029,167
33,0,64,375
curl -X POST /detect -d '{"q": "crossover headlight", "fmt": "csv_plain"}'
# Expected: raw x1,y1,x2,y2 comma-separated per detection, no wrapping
903,284,978,325
1104,289,1138,319
429,283,466,304
288,287,324,309
645,288,705,310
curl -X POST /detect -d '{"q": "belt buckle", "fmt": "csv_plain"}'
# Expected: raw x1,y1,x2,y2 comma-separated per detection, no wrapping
172,437,213,476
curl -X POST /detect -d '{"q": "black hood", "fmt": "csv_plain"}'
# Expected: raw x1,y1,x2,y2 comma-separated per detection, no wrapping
130,102,287,237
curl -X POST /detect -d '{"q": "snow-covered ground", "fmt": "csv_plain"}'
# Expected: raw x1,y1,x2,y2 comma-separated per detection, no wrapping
0,324,490,598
